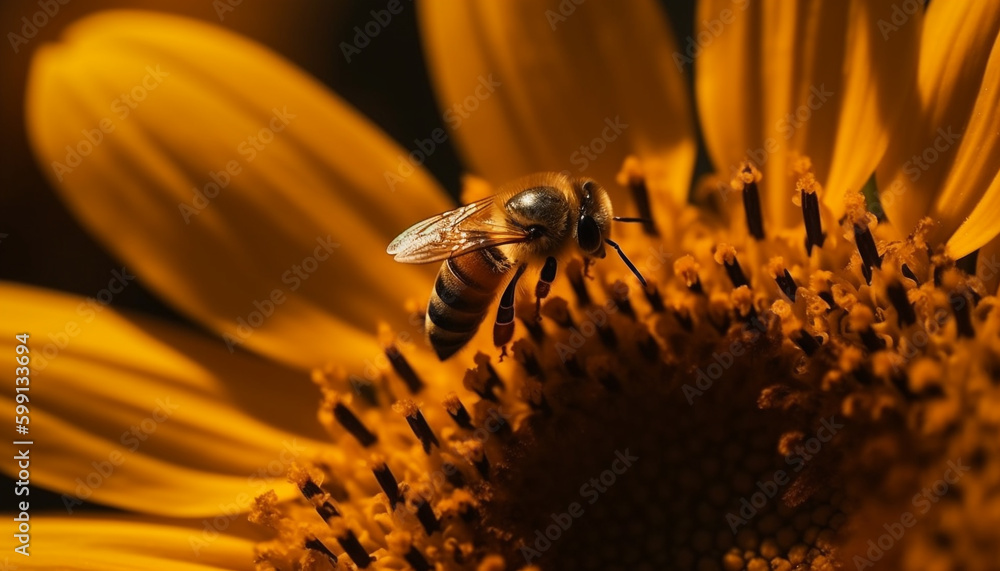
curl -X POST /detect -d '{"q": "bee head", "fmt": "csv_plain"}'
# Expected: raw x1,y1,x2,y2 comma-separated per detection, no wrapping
575,179,612,257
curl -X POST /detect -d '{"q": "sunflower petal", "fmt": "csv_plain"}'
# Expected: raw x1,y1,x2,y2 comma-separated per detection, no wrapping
4,514,253,570
25,11,450,371
1,282,339,517
875,2,1000,256
418,0,696,211
697,0,921,229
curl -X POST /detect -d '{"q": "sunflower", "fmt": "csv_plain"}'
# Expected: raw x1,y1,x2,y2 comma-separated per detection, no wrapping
7,1,1000,570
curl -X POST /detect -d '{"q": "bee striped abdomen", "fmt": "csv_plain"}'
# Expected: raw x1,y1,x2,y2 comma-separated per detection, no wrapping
427,247,511,360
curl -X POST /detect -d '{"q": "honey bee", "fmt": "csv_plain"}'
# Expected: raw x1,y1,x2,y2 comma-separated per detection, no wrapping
387,172,646,360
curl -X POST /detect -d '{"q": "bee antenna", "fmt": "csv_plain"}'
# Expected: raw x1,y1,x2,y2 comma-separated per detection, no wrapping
612,216,653,224
604,238,647,287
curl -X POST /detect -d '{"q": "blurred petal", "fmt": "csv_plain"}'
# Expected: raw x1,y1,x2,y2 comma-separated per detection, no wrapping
2,514,252,570
25,11,450,371
0,282,339,517
876,2,1000,256
418,0,696,210
697,0,921,228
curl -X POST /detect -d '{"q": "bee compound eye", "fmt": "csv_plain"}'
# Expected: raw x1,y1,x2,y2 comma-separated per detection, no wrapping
577,215,602,253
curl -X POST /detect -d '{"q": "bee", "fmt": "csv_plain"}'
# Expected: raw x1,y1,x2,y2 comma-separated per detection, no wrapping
387,172,646,360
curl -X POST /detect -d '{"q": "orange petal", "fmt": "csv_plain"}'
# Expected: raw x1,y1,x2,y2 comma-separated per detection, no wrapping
418,0,696,212
697,0,921,229
25,11,450,371
3,514,253,570
876,2,1000,257
1,282,340,517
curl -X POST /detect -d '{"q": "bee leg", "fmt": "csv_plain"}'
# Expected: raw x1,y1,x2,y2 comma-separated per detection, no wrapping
534,256,558,321
583,256,594,279
494,264,527,356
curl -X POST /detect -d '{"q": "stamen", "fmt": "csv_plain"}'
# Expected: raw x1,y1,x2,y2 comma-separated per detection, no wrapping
674,255,704,294
672,305,694,332
598,323,617,348
768,257,798,301
901,263,920,285
846,192,882,284
290,466,341,523
887,281,916,327
385,345,424,394
735,162,765,240
616,156,658,236
566,259,593,307
304,536,338,565
412,495,441,535
793,330,822,356
513,339,544,378
443,393,474,430
643,283,666,312
609,280,636,319
473,353,505,395
773,300,820,356
849,306,886,352
519,314,546,342
336,529,372,568
393,400,440,454
372,459,401,509
541,297,576,328
798,175,825,255
404,547,432,571
333,401,378,447
714,244,750,288
950,291,975,338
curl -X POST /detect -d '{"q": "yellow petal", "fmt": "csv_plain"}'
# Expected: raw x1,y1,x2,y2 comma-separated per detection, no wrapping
25,11,451,371
1,282,339,517
3,514,252,570
697,0,921,229
876,2,1000,256
418,0,696,211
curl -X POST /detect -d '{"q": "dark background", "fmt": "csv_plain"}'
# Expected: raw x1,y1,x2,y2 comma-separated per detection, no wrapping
0,0,696,511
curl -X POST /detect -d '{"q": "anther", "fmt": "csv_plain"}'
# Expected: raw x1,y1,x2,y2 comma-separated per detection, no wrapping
304,536,338,565
519,315,545,342
609,280,635,319
735,162,765,240
798,175,826,255
404,547,432,571
617,156,659,236
598,324,617,349
443,393,474,430
674,255,704,294
566,259,593,307
385,345,424,394
337,529,372,568
412,495,441,535
886,281,916,327
849,306,885,352
846,192,881,284
768,257,798,301
372,460,401,510
714,244,750,288
643,283,666,312
901,263,920,285
541,297,576,328
950,291,975,338
393,400,440,454
793,330,822,356
333,402,378,447
672,306,694,332
513,339,544,378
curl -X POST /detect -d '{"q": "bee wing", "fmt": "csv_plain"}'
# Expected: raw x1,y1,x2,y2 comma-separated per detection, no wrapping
387,197,531,263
